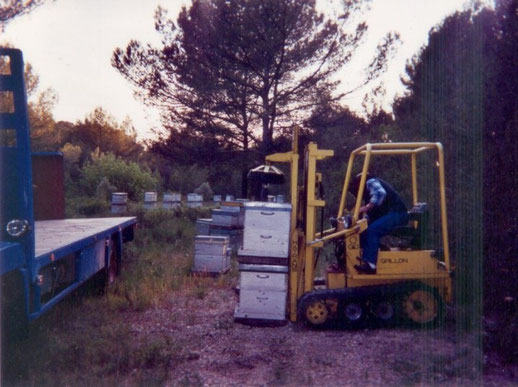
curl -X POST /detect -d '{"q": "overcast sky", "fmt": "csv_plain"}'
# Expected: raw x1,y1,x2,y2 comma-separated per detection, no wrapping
2,0,477,141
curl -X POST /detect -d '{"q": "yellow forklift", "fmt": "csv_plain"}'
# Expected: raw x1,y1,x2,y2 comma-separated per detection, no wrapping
264,129,453,328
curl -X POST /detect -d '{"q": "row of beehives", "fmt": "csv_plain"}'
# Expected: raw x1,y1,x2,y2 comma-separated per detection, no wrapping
110,192,238,213
192,200,292,322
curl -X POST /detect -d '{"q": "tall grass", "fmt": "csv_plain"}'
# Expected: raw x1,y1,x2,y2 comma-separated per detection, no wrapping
3,205,230,386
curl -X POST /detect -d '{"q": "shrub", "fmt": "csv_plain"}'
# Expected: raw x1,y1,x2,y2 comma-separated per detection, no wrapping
75,197,110,216
194,182,213,201
81,153,158,200
96,177,116,200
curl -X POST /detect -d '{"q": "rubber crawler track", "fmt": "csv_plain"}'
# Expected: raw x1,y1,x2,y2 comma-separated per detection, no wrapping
297,281,445,329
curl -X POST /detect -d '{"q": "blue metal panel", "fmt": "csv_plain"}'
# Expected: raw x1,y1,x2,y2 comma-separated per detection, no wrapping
0,48,35,279
76,241,105,282
0,113,17,129
30,280,82,321
0,74,17,91
0,241,24,275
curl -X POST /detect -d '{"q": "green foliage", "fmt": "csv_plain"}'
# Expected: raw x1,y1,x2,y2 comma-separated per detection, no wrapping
62,107,144,162
81,152,158,200
383,3,518,349
392,7,488,311
70,197,110,217
96,177,116,200
167,164,209,194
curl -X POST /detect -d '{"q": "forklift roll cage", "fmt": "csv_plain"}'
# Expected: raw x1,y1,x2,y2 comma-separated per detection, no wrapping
336,142,451,273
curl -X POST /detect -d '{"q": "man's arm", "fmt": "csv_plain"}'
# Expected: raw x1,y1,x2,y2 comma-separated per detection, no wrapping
359,179,386,213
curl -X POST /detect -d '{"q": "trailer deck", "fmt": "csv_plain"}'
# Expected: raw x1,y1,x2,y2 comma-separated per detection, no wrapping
35,217,136,262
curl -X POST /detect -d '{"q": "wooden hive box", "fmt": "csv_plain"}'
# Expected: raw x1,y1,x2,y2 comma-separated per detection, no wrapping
211,208,241,227
195,218,213,235
234,264,288,321
241,202,291,257
192,235,231,274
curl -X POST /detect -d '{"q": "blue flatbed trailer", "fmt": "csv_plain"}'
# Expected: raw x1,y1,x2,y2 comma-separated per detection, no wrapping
0,48,136,325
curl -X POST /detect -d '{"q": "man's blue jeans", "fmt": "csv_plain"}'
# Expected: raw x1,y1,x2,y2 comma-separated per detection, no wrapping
360,211,409,265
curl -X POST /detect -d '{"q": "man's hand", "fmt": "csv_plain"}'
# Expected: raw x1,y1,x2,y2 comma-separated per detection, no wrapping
359,202,374,213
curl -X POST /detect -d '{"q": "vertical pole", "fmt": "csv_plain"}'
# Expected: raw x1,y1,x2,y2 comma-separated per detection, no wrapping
337,152,356,218
411,153,418,206
436,143,450,272
289,127,299,322
304,144,317,293
353,144,372,222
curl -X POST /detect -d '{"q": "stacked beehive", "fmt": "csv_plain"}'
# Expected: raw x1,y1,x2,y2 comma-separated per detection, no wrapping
191,235,231,274
234,201,291,322
111,192,128,214
208,201,244,253
191,200,245,274
143,192,158,209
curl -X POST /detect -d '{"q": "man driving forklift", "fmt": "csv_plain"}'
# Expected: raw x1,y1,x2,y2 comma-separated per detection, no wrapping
352,173,408,274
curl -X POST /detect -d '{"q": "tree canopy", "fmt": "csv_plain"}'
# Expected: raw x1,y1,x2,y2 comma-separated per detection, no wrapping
113,0,396,158
0,0,48,31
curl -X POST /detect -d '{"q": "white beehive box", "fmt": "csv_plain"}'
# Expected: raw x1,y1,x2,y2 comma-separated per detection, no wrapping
111,192,128,214
242,202,291,257
195,218,213,235
234,264,288,321
143,191,158,209
164,192,182,202
221,202,245,227
192,235,231,274
187,193,203,202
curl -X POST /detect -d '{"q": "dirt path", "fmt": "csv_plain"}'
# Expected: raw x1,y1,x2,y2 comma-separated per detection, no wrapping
124,288,516,386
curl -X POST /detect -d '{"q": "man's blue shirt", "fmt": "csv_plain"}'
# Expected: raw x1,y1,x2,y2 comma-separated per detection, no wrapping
366,178,386,206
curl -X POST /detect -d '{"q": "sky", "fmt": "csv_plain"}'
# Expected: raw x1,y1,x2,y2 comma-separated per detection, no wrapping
1,0,477,141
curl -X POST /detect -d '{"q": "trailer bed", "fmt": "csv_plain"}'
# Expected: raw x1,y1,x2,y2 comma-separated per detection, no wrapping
35,217,136,259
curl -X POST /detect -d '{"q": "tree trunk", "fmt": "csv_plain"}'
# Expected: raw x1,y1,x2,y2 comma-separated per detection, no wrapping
261,93,272,157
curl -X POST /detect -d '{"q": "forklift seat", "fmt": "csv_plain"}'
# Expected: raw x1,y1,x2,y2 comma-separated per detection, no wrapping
382,203,428,250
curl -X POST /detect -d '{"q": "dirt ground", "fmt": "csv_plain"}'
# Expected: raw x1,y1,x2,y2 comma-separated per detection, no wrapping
123,287,517,386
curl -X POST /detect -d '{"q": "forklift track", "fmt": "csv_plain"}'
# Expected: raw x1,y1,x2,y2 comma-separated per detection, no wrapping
297,281,445,329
